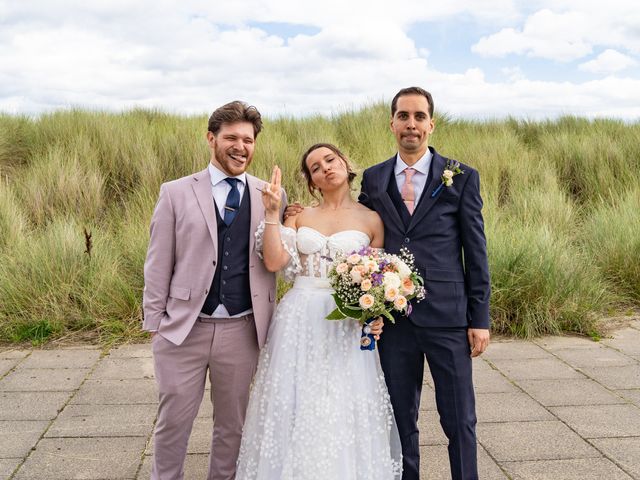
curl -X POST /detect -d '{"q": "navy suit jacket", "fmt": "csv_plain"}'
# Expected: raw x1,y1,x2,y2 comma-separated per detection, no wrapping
359,147,490,329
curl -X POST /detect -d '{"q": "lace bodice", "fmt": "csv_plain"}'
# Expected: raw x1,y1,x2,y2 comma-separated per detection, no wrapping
255,223,371,280
296,226,370,278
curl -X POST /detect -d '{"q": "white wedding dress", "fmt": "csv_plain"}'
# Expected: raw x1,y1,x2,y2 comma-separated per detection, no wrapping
236,225,402,480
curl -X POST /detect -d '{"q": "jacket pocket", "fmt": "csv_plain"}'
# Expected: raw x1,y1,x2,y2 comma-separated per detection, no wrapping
169,285,191,301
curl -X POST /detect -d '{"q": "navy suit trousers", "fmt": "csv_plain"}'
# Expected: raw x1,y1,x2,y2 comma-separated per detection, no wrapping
378,320,478,480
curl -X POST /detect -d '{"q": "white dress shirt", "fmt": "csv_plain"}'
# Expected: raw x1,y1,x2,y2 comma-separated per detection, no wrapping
394,150,432,206
202,163,252,319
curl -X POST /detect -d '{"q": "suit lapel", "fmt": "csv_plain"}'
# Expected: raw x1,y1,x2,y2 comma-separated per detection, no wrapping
192,168,218,255
375,158,405,232
246,175,264,255
407,150,446,233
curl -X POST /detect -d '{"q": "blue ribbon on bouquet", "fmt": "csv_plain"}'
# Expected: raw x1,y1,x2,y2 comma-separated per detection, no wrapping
360,318,376,351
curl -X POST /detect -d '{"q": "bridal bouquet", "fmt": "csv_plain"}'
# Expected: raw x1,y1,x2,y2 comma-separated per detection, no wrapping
326,246,425,350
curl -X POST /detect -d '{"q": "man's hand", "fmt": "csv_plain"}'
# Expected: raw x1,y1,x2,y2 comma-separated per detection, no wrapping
468,328,490,357
283,202,304,221
370,317,384,341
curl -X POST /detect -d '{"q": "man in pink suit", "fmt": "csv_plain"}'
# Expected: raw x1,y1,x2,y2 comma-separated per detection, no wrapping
143,100,286,480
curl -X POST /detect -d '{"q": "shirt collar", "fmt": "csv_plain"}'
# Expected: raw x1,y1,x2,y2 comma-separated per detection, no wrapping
394,149,432,176
208,162,247,187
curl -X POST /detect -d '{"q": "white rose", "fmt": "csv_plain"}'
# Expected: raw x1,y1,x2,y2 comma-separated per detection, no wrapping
442,169,454,180
394,260,412,278
350,269,363,284
359,294,375,309
383,272,401,288
445,178,453,187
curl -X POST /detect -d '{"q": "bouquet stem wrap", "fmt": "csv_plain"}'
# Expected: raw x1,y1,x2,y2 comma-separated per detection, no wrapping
360,318,376,351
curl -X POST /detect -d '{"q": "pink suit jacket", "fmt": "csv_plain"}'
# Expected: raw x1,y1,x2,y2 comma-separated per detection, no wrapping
142,167,285,347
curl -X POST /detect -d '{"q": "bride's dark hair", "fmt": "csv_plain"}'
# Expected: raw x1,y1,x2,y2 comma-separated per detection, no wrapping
300,143,357,198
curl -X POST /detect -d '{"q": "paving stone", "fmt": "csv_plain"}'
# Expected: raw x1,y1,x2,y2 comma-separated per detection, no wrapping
483,341,550,360
0,391,71,420
476,392,554,422
0,349,29,360
550,404,640,438
196,396,213,418
138,453,208,480
91,357,155,380
0,368,89,392
580,364,640,389
552,345,636,368
534,335,599,351
419,445,450,479
472,367,519,394
618,389,640,406
419,444,508,479
108,343,152,359
418,412,448,446
187,417,213,454
0,458,22,478
591,437,640,479
147,415,210,455
14,436,146,479
45,404,157,438
71,379,157,405
478,420,599,462
488,358,584,380
502,457,634,479
603,328,640,357
0,358,19,377
18,349,101,369
0,420,49,458
420,385,436,411
516,378,625,406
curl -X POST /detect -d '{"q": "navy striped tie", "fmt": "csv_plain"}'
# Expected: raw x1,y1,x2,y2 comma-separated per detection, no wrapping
223,178,240,225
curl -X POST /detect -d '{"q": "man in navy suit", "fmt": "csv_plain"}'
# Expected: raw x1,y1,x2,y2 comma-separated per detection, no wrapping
358,87,491,480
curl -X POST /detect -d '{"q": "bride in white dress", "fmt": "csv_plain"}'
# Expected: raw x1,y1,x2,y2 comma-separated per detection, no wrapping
236,144,402,480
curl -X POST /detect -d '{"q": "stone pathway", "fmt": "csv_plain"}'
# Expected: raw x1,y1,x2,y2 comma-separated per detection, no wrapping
1,320,639,479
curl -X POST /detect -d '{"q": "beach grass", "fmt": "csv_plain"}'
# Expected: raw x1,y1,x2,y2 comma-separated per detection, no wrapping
0,107,638,344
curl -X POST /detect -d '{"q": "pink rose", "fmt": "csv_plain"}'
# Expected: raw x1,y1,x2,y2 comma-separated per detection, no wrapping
359,294,375,309
336,262,349,274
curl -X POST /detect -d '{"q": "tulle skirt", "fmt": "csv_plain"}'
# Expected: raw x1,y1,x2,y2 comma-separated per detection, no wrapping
236,276,402,480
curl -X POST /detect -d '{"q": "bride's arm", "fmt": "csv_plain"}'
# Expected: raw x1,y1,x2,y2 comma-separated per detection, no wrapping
369,211,385,249
261,166,295,272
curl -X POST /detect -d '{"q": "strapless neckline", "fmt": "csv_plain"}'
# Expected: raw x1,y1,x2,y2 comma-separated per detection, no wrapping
297,226,371,241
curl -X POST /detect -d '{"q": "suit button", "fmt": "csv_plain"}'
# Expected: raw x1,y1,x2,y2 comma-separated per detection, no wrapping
222,280,226,285
223,265,228,271
224,251,229,256
404,237,410,244
221,294,225,299
226,237,231,242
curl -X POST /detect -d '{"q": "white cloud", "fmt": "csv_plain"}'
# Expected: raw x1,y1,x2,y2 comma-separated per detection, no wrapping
472,9,594,61
472,2,640,62
579,49,638,74
0,1,638,120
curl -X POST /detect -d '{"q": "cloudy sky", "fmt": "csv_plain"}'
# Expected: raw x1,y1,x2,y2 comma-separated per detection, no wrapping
1,0,638,119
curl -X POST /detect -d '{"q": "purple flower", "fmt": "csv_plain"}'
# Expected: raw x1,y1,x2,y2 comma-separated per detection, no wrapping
371,272,384,286
407,303,413,315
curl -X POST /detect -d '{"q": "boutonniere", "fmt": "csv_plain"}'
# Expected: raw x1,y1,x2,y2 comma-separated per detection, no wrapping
431,160,464,197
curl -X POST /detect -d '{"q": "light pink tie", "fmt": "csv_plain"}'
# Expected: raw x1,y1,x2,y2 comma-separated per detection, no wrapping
401,167,416,214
